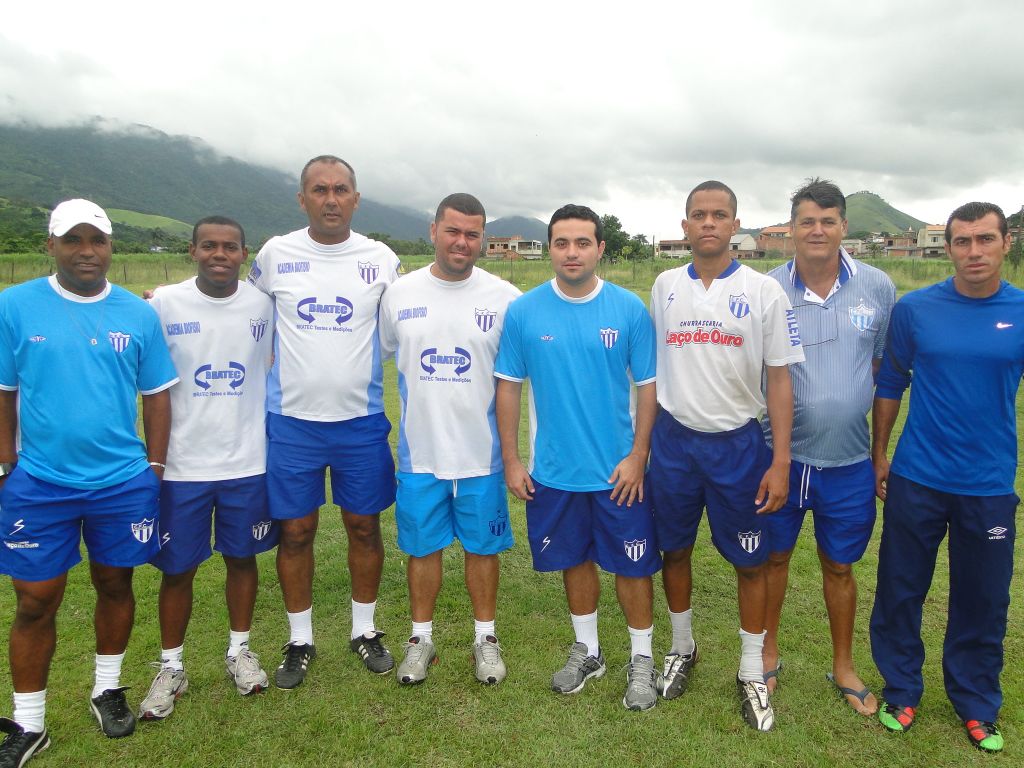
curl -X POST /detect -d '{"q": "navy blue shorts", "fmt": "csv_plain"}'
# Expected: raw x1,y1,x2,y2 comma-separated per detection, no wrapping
764,459,876,563
0,467,160,581
649,410,772,567
266,411,396,519
150,475,278,575
525,479,661,577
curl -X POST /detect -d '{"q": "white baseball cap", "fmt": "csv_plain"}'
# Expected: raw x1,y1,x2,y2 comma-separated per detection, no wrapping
48,199,113,237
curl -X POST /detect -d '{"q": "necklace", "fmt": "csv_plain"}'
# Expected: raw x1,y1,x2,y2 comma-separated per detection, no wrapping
55,278,108,346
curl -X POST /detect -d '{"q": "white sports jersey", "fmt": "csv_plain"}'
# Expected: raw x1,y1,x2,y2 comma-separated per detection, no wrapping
248,228,400,421
380,266,521,479
149,278,274,481
651,260,804,432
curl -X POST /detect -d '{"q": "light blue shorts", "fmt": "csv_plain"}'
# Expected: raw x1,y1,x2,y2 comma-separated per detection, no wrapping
395,471,512,557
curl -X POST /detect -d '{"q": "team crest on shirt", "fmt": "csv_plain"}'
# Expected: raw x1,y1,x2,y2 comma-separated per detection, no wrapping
358,261,379,284
252,521,272,541
624,539,647,562
132,518,155,544
737,530,761,553
848,302,875,332
728,293,750,319
600,328,619,349
108,331,131,353
489,509,508,537
475,308,497,333
250,317,268,343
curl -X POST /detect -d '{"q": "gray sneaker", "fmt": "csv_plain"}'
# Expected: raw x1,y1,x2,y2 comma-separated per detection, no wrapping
737,676,775,731
473,635,507,685
658,643,699,700
623,654,658,711
551,642,606,694
226,647,268,696
396,636,436,685
138,666,188,721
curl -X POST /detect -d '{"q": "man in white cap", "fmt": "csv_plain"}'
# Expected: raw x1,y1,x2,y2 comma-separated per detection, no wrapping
0,199,178,765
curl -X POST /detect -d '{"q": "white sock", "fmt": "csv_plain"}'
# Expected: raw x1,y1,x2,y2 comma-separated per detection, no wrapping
92,653,125,698
411,620,433,642
570,611,599,658
628,625,654,658
12,690,45,733
287,608,314,646
160,645,184,671
475,619,496,644
738,629,766,683
669,608,695,656
227,630,250,658
351,599,377,639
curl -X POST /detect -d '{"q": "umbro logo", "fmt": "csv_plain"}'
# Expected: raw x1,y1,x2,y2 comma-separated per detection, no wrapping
987,526,1008,540
540,334,554,342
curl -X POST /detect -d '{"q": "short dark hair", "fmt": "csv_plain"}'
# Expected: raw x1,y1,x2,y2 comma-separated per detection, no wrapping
192,215,246,248
435,193,486,224
685,180,737,218
945,201,1008,244
790,177,846,221
299,155,357,192
548,204,602,244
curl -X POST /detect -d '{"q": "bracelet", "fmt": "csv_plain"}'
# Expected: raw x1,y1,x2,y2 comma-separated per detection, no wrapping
149,461,167,469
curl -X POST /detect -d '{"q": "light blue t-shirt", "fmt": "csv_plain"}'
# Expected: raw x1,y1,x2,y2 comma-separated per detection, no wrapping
876,277,1024,496
494,279,656,492
0,277,179,489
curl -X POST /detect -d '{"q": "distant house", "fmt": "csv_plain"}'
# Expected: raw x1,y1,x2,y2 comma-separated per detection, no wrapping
916,224,946,257
656,238,691,257
841,238,866,256
485,235,543,260
730,234,762,258
757,226,793,257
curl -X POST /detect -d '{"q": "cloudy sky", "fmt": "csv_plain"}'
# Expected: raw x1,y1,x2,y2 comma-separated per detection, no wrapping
3,0,1022,238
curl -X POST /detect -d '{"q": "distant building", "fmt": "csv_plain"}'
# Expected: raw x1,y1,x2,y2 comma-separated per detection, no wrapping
656,238,691,257
485,235,543,260
916,224,946,257
730,234,762,258
841,238,866,256
757,226,793,257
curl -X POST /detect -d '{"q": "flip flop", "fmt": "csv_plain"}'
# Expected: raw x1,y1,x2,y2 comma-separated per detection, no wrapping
763,659,782,690
826,672,876,715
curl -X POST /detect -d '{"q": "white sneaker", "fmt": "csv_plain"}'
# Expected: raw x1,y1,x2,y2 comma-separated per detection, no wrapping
737,676,774,731
226,647,269,696
473,635,507,685
396,636,436,685
138,665,189,720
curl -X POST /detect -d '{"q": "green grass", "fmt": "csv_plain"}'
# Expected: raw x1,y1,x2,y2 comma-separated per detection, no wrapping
0,255,1021,766
106,210,193,239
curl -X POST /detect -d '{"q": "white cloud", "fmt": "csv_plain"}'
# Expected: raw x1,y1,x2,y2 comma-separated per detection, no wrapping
2,0,1023,234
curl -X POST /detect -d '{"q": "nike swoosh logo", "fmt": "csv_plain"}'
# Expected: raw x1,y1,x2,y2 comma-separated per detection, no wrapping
996,322,1013,329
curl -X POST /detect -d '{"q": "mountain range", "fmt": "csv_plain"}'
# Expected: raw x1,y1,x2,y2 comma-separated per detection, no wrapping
0,120,934,245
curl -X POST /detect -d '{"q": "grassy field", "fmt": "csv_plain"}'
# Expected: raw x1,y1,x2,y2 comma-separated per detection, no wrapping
0,254,1021,767
105,210,193,239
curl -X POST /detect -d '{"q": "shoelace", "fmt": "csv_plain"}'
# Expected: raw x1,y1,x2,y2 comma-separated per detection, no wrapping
281,645,309,671
477,640,502,663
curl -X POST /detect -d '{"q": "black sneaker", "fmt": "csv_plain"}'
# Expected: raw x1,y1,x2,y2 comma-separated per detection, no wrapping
350,631,395,674
0,717,50,768
89,687,136,738
275,643,316,689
